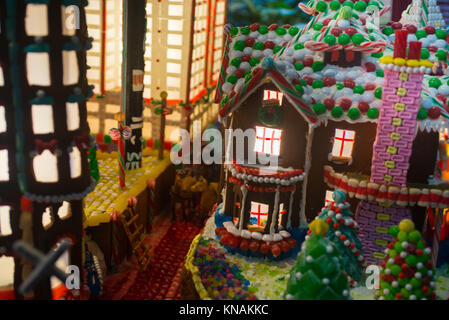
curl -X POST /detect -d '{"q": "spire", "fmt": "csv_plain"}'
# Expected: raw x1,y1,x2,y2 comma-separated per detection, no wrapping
401,0,446,28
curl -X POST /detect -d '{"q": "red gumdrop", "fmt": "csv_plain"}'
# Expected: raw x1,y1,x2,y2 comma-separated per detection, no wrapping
271,244,282,257
424,26,436,35
405,25,418,34
437,94,447,104
234,69,245,78
427,46,438,53
323,97,335,110
241,54,251,62
240,239,250,251
338,98,352,111
229,236,241,249
344,78,355,89
249,240,260,252
345,27,358,37
303,76,314,86
269,24,278,31
392,22,402,30
394,255,404,265
357,102,370,113
331,28,343,36
215,227,227,237
428,106,441,119
422,276,430,285
323,77,336,87
322,18,332,26
303,56,314,67
283,24,291,29
280,240,290,253
364,62,377,72
259,242,270,255
264,41,275,49
245,38,255,48
292,78,301,85
250,23,260,32
220,233,232,245
364,82,376,91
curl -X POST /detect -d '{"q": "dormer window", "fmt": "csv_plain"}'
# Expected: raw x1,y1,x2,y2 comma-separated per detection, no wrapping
254,126,282,156
264,90,283,105
329,129,355,164
324,50,362,67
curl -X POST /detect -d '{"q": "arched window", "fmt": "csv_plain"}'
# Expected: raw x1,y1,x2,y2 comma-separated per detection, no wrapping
33,150,58,183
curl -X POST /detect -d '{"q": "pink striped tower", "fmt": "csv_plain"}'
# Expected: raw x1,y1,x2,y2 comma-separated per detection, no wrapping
356,30,425,266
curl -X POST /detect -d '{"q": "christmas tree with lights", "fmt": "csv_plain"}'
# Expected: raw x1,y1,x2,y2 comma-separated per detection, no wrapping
284,219,350,300
378,219,437,300
308,190,365,284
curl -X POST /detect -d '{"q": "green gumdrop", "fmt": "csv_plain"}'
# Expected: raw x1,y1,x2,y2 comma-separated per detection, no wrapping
394,241,403,253
354,0,367,12
367,107,379,119
353,85,365,94
372,52,383,58
329,0,341,10
294,43,305,50
104,135,112,144
410,278,422,289
249,57,260,67
436,29,447,39
275,27,287,36
312,80,324,89
383,26,394,36
316,1,328,12
416,30,428,39
273,45,282,54
338,33,351,45
258,25,269,34
389,225,400,237
231,58,242,67
408,230,421,243
324,34,337,45
336,83,344,90
295,62,304,71
390,265,402,276
289,26,300,36
295,84,304,95
374,87,383,99
234,40,246,51
376,69,384,77
331,106,343,118
436,50,447,61
368,0,380,7
417,240,425,250
347,107,361,120
397,231,408,242
229,27,239,36
240,26,250,35
313,103,326,115
312,61,325,72
406,255,418,268
352,33,365,45
417,108,428,120
313,23,324,31
254,42,265,50
343,0,354,8
421,49,430,60
429,77,442,88
227,75,238,84
389,249,397,258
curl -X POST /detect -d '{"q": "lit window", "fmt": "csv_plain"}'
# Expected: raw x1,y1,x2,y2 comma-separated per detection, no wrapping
167,62,181,74
254,126,282,156
25,4,49,37
26,52,51,86
57,201,72,220
167,48,182,60
168,19,183,32
325,190,335,206
249,202,269,232
32,105,54,134
0,149,9,181
33,150,58,183
69,147,82,179
264,90,283,105
42,207,54,230
278,203,287,227
66,102,80,131
167,34,183,46
167,76,181,88
63,51,79,85
330,129,355,162
0,106,6,133
168,4,183,16
0,206,12,236
0,66,4,87
0,256,14,289
62,5,77,36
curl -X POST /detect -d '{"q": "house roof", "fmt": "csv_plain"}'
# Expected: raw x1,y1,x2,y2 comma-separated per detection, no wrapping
215,0,449,133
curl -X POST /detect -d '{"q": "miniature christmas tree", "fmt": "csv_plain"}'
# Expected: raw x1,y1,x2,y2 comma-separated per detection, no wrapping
308,190,365,284
88,147,100,182
284,219,350,300
378,219,437,300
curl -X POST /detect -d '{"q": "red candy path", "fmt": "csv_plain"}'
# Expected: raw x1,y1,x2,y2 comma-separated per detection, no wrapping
101,217,201,300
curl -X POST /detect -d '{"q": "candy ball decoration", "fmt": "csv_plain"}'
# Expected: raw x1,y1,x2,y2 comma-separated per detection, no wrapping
284,220,349,300
309,190,365,283
378,220,436,300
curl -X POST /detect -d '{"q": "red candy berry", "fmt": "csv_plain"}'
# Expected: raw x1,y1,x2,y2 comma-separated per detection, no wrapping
406,24,418,34
264,41,275,49
338,98,352,111
428,106,441,119
323,77,336,87
331,28,343,36
245,38,255,47
234,70,245,78
303,56,314,67
322,18,332,26
250,23,260,32
392,22,402,30
358,102,370,113
364,82,376,91
344,78,355,88
424,26,436,34
364,62,377,72
323,97,335,110
269,24,278,31
304,76,314,86
345,27,358,37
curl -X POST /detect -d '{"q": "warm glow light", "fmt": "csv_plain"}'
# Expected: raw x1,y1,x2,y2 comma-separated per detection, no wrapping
0,106,6,133
63,51,79,85
57,201,72,220
33,150,58,183
26,53,51,86
66,102,80,131
249,202,269,230
331,129,355,160
168,4,183,16
0,149,9,181
0,66,4,87
69,147,82,179
0,256,14,289
0,206,12,236
25,4,49,37
32,105,54,134
325,190,335,205
254,126,282,156
42,207,54,230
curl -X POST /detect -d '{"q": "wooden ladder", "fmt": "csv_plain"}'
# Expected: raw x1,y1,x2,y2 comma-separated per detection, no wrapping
119,199,153,274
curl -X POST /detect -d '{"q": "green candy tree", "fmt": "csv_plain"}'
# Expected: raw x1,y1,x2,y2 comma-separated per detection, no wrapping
284,219,350,300
378,219,437,300
309,190,365,284
88,147,100,182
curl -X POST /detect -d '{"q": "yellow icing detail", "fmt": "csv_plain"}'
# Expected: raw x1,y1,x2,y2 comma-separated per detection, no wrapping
399,73,409,81
385,160,396,169
384,174,393,183
387,145,398,154
393,58,406,66
83,148,172,228
380,56,394,65
309,219,329,236
377,213,390,221
420,60,434,68
399,219,415,233
373,252,386,260
375,239,388,247
394,103,405,112
184,235,212,300
392,117,402,126
406,59,420,67
390,132,401,141
376,226,388,234
396,88,407,97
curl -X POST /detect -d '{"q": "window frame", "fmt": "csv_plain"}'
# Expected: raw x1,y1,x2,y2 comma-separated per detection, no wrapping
329,128,355,165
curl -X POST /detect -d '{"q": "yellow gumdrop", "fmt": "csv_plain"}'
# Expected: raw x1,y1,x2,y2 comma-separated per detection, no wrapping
393,58,406,66
309,219,329,237
406,59,420,67
399,219,415,233
380,56,393,65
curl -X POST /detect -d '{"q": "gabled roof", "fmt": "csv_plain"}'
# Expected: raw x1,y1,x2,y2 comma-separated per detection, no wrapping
215,0,449,133
401,0,446,28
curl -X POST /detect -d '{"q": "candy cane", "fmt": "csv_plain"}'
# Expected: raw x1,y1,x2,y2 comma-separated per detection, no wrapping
327,44,343,52
109,210,121,272
305,41,329,51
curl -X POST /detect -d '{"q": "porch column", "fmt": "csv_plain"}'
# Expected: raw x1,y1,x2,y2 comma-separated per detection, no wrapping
270,185,281,235
238,180,248,231
287,187,296,229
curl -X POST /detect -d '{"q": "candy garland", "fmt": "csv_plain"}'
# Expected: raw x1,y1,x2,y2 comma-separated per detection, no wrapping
109,210,121,273
231,161,303,179
109,112,132,190
228,176,296,193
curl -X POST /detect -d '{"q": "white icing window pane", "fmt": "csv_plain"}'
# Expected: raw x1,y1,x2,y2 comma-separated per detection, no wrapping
32,105,54,134
0,106,6,133
167,62,181,74
167,48,182,60
62,5,78,36
26,53,51,86
332,129,355,159
57,201,72,220
0,206,12,236
0,66,4,87
325,190,335,205
0,256,14,289
42,207,54,230
264,90,283,105
167,34,183,46
33,150,58,183
0,150,9,181
167,90,180,100
69,147,82,179
168,5,183,16
254,126,282,156
63,51,79,85
168,19,183,31
66,102,80,131
167,76,180,88
249,201,269,230
25,4,48,37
